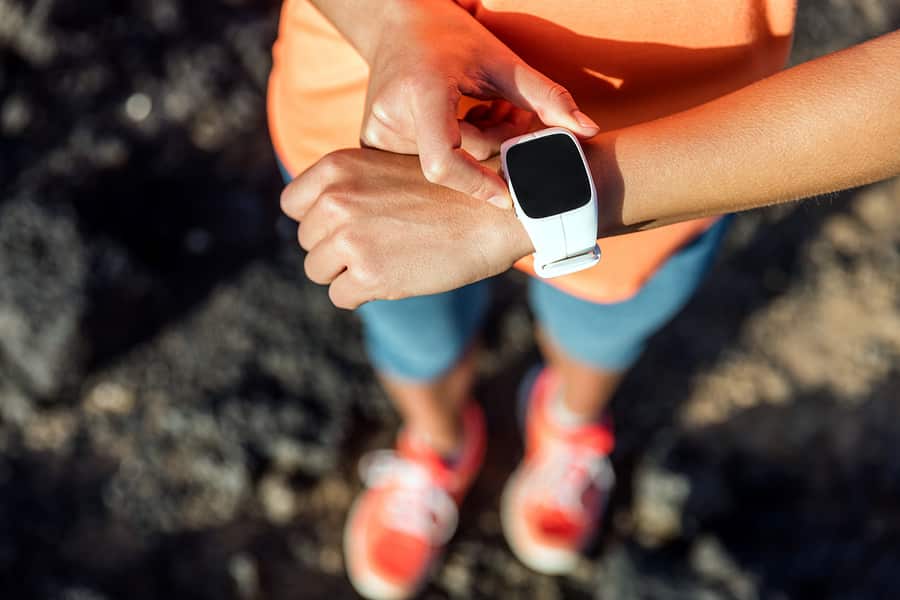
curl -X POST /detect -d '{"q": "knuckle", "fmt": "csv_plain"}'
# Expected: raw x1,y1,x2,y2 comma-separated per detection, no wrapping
353,262,382,291
370,99,391,122
467,172,492,199
542,83,576,115
546,82,573,103
279,186,295,217
359,130,375,149
371,100,399,130
448,158,491,199
317,150,351,179
422,155,450,184
360,122,383,149
319,190,353,221
332,226,362,260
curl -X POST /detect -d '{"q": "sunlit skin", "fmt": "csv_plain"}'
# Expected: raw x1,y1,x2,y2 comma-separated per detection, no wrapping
282,3,900,451
283,30,900,310
309,0,599,208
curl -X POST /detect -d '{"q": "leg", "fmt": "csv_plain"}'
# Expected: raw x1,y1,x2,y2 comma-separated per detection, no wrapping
502,217,732,574
529,216,733,421
346,283,491,599
535,326,623,422
358,280,489,455
377,346,475,456
279,157,491,598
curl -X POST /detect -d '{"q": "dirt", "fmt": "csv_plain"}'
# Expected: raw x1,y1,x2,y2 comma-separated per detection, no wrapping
1,1,899,599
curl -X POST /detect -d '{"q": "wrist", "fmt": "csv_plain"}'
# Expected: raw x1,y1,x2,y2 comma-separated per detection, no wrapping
480,155,534,259
504,208,536,259
583,134,627,238
484,204,533,268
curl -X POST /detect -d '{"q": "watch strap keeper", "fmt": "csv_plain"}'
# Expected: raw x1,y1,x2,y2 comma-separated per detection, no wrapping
533,244,601,279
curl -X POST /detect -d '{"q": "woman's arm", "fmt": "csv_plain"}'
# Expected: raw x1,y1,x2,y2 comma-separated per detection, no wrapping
589,29,900,237
305,0,393,60
280,30,900,308
305,0,599,205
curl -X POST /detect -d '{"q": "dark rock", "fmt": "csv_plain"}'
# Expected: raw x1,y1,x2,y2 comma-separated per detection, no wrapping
0,195,87,398
54,586,111,600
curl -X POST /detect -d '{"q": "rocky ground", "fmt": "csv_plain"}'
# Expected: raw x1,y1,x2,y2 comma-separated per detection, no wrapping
1,1,899,599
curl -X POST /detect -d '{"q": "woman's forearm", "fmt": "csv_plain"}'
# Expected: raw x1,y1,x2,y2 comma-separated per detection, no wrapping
308,0,400,61
587,30,900,237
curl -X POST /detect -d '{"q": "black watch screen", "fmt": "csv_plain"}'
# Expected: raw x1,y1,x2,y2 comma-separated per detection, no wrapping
505,132,592,219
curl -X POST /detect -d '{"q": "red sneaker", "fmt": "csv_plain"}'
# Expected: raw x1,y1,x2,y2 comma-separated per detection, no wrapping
501,367,615,574
344,402,486,599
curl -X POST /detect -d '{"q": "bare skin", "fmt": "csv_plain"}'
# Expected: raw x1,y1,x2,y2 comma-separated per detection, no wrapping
383,334,621,453
535,327,623,422
309,0,598,207
283,15,900,450
296,0,617,447
380,349,476,455
283,30,900,307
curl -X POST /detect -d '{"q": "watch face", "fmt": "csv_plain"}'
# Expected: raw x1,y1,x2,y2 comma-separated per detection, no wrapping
505,132,592,219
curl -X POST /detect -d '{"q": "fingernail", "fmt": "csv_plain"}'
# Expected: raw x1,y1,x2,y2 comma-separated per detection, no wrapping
488,195,511,209
573,110,600,132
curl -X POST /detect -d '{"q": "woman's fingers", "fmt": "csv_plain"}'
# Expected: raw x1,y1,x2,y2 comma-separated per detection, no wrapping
460,105,536,160
489,59,600,138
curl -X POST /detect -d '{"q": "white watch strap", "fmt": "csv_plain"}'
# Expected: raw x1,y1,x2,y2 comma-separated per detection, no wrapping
501,127,601,279
524,202,600,278
534,244,601,278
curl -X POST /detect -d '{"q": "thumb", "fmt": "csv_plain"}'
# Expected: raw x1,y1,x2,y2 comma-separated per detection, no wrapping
492,61,599,137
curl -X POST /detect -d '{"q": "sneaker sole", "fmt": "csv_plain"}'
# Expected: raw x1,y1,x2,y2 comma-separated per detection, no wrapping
343,401,486,599
343,494,424,600
507,365,581,574
500,465,581,575
504,364,616,576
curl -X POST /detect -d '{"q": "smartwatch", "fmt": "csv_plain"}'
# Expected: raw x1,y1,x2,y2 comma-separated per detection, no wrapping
500,127,601,279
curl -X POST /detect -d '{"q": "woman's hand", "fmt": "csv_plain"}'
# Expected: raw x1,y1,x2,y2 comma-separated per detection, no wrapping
312,0,599,207
280,148,534,309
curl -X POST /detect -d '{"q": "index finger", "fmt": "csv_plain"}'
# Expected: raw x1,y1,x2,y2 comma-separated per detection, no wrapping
412,81,509,204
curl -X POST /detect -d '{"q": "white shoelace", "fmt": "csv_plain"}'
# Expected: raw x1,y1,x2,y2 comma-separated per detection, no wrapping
359,450,459,545
531,445,615,515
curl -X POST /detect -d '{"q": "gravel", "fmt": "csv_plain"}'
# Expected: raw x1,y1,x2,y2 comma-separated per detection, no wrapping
1,0,898,598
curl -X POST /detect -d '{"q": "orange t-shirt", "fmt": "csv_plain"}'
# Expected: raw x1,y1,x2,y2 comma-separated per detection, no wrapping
268,0,796,302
